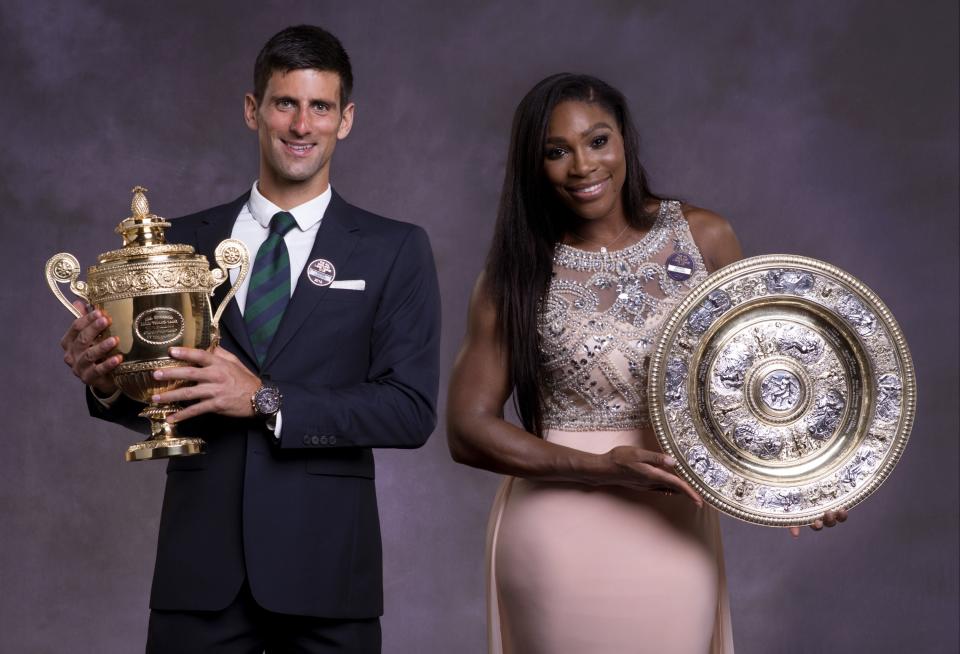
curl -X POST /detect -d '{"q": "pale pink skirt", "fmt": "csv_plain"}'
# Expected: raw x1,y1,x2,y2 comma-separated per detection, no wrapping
486,429,734,654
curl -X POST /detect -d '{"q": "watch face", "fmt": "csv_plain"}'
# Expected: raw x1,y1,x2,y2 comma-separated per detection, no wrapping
255,386,282,415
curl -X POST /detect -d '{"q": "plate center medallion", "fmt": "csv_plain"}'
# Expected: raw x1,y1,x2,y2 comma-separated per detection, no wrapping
745,356,811,425
759,369,802,412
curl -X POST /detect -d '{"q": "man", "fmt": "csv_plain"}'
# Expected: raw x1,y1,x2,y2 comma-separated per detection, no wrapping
59,25,440,652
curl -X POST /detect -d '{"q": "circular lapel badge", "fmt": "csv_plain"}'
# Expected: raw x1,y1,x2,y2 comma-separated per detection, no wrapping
665,251,695,281
306,258,336,287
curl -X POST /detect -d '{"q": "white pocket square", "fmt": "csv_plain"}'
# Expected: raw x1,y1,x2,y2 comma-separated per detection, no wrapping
329,279,365,290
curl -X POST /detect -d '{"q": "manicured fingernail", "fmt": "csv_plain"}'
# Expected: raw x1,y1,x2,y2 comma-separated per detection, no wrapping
151,394,161,402
664,456,676,467
92,310,101,318
169,348,180,356
166,416,176,424
153,371,163,379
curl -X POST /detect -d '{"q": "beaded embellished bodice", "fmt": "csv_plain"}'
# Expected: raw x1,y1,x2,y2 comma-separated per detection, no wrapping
538,200,708,431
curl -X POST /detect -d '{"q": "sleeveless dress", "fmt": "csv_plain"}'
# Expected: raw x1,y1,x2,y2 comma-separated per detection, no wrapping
486,201,735,654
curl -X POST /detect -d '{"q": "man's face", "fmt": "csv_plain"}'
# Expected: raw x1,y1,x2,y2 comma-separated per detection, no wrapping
244,68,354,193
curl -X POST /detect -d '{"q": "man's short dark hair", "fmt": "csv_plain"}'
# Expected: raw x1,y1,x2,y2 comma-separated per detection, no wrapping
253,25,353,107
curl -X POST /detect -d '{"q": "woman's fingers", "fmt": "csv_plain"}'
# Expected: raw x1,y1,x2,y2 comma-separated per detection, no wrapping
819,508,848,529
633,449,677,469
789,508,850,538
630,463,702,507
609,446,701,506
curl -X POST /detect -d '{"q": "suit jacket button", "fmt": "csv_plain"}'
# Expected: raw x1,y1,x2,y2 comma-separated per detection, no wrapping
303,435,311,445
310,435,320,446
319,435,329,445
328,435,337,445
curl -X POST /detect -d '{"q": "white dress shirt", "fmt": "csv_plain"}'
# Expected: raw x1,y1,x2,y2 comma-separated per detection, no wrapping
231,181,332,436
230,181,332,309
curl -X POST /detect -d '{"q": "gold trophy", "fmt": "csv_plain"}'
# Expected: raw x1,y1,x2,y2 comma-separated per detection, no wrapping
45,186,250,461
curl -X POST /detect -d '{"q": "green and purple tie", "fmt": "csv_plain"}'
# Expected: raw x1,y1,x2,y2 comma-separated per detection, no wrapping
244,211,298,365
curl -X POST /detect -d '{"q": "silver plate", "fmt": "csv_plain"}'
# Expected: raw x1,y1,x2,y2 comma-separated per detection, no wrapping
648,255,916,526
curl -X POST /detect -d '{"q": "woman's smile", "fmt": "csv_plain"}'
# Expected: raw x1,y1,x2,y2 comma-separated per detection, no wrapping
565,177,611,200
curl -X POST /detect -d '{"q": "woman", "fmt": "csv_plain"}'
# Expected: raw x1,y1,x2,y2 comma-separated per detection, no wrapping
447,74,844,653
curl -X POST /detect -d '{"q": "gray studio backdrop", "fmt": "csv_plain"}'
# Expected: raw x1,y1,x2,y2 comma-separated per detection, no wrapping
1,1,956,652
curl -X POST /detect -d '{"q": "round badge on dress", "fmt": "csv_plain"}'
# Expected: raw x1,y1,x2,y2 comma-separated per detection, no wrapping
306,258,336,287
665,252,695,281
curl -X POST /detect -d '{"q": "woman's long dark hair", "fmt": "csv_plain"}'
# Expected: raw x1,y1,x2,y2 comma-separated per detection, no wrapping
485,73,661,437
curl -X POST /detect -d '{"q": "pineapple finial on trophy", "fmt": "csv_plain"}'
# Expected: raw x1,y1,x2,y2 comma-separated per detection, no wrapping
117,185,171,247
131,185,150,218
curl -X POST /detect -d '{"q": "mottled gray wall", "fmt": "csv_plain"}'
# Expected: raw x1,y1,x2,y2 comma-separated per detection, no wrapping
1,1,956,652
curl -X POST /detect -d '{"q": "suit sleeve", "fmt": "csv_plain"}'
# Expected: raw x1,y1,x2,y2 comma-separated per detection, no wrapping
272,226,441,450
86,386,151,436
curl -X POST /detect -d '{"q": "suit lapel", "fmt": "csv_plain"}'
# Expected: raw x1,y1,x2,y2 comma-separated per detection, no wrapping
262,190,361,369
194,192,259,366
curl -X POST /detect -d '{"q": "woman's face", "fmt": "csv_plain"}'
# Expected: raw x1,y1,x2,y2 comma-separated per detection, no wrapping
543,100,627,223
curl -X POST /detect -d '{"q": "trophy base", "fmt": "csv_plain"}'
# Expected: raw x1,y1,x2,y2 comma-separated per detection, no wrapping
125,437,205,461
125,403,206,461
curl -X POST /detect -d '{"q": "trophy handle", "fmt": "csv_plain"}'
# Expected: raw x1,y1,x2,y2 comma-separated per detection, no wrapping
209,239,250,328
44,253,90,319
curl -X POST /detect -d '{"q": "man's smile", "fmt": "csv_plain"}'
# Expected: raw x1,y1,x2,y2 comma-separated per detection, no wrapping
281,139,317,156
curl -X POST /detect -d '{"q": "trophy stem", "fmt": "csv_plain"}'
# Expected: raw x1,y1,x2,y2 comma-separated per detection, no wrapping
125,403,206,461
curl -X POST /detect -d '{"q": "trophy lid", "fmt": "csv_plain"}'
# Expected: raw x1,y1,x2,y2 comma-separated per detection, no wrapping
99,186,195,263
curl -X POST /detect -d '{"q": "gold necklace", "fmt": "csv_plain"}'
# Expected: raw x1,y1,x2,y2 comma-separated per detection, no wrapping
572,223,631,254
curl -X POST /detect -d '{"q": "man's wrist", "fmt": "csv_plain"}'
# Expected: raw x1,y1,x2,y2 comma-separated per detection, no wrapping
251,384,283,419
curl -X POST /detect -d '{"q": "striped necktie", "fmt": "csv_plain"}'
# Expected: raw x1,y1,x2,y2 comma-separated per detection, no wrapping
244,211,298,365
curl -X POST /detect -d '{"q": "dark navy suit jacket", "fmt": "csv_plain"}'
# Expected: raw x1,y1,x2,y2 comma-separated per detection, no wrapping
88,190,441,619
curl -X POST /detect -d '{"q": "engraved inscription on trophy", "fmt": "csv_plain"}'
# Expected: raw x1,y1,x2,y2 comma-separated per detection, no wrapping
135,308,185,345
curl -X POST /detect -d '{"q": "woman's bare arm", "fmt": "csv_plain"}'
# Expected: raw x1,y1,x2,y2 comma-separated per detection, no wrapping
446,274,702,504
